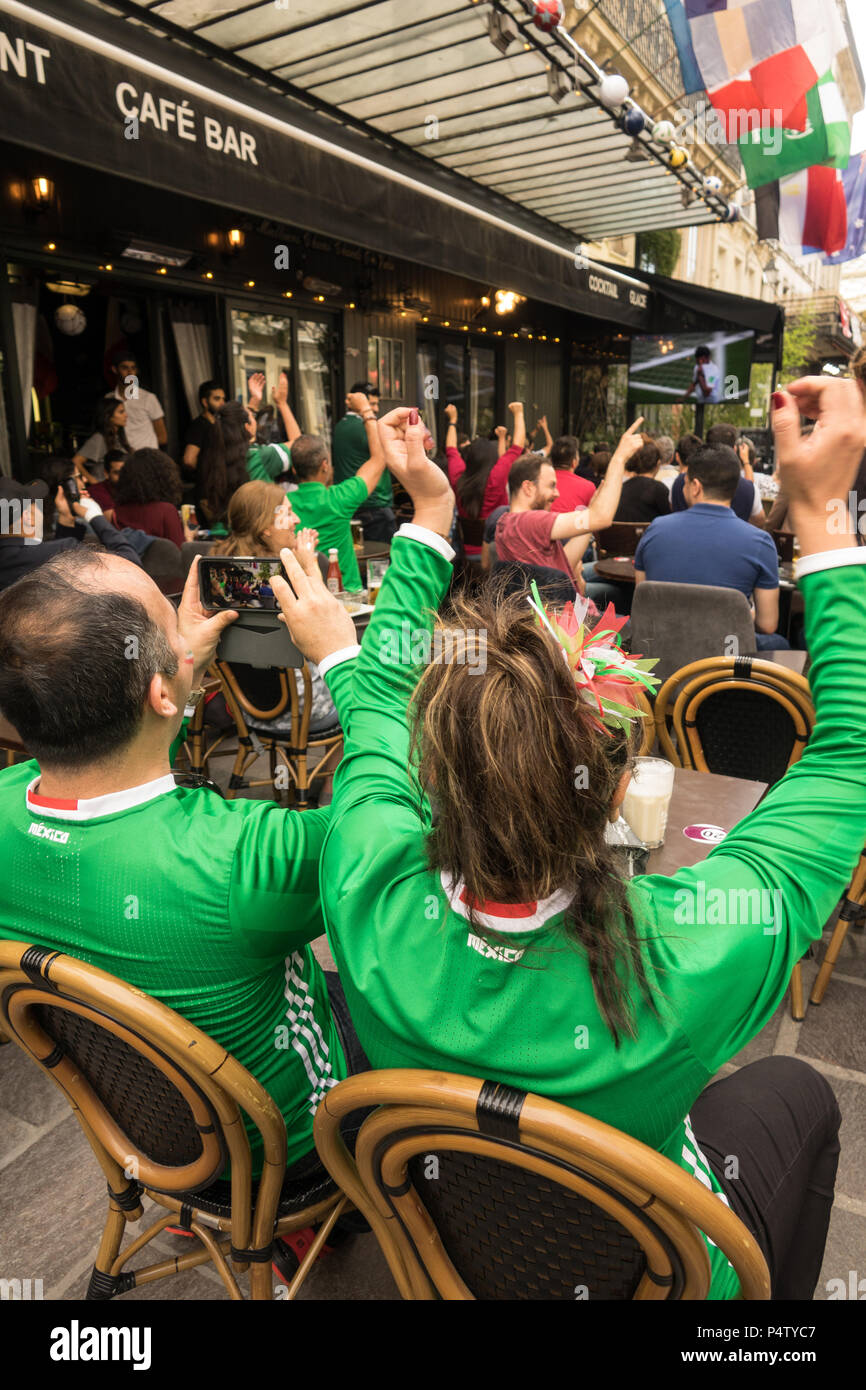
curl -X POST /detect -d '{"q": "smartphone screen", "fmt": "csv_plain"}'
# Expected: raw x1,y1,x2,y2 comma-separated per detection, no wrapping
199,556,285,611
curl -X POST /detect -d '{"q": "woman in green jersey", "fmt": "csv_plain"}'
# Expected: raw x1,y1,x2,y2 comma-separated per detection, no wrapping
276,384,866,1299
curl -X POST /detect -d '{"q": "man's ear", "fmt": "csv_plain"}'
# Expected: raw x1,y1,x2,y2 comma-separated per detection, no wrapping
145,671,180,722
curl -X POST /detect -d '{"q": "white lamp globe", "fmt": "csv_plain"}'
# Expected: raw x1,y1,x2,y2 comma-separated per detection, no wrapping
55,304,86,336
599,73,629,107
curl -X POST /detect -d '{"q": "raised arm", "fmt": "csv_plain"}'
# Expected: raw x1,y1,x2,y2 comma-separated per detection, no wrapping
550,418,644,540
347,390,387,495
633,378,866,1071
271,370,301,446
508,401,526,455
536,415,553,458
445,402,458,452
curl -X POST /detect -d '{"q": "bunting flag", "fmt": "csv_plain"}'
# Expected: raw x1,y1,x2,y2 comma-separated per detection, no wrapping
823,153,866,266
738,71,851,189
681,1,846,136
756,165,847,256
664,0,704,96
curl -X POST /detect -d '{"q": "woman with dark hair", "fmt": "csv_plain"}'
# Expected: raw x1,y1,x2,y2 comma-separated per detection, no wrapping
73,397,130,482
198,397,295,530
273,382,866,1300
113,448,186,546
445,400,526,556
197,400,254,528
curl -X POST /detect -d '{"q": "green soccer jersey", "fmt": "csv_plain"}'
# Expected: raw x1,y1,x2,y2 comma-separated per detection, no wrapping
332,413,393,513
0,744,357,1172
247,441,291,483
292,477,367,591
320,531,866,1299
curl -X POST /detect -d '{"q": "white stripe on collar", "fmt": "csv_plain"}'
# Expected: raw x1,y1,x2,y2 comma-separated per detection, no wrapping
441,870,573,934
26,773,178,821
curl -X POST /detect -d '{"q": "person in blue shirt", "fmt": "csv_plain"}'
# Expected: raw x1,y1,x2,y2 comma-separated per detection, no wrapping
634,443,790,651
670,422,765,525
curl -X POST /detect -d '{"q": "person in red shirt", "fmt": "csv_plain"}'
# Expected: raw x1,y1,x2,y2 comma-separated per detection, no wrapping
112,449,191,548
549,435,597,514
446,401,527,556
495,421,644,585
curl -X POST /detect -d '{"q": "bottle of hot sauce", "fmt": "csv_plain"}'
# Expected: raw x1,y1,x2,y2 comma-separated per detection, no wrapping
326,548,343,594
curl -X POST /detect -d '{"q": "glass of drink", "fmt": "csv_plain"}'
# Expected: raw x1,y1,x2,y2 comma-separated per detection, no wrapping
621,757,676,850
367,557,389,605
350,519,364,550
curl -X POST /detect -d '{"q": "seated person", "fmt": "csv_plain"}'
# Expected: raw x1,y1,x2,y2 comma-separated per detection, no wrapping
209,480,338,736
290,392,386,593
112,449,191,548
0,476,142,591
654,434,678,491
274,382,865,1300
671,424,764,527
634,443,789,651
72,397,130,483
614,437,671,523
549,435,597,515
86,449,126,513
494,423,644,596
0,545,366,1192
446,401,527,557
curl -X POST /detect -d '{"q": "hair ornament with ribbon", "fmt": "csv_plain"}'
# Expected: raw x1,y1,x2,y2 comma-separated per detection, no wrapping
527,581,660,734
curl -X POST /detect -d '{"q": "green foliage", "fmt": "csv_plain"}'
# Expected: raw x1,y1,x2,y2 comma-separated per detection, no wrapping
780,306,818,383
637,230,682,278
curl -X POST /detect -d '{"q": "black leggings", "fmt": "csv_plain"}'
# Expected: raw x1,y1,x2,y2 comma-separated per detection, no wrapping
690,1056,841,1300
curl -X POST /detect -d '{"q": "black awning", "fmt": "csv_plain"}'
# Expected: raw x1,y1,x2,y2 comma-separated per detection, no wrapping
0,1,653,329
637,268,784,364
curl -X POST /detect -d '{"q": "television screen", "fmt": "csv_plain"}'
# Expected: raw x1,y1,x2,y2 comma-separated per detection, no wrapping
628,330,755,405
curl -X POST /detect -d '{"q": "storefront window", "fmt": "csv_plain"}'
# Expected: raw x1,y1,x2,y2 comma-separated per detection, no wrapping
468,346,495,438
230,309,291,405
230,308,333,446
296,319,332,446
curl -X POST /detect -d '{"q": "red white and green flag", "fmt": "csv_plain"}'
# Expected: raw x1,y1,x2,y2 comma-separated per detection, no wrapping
738,71,851,189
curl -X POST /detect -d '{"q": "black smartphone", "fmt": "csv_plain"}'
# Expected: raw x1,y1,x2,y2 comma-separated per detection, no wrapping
199,555,286,611
61,476,81,506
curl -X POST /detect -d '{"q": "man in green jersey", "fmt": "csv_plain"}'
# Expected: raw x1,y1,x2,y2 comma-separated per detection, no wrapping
291,391,386,592
274,388,864,1300
332,382,396,542
0,549,364,1174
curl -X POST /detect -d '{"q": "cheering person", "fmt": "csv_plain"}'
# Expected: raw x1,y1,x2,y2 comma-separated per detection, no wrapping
273,381,866,1300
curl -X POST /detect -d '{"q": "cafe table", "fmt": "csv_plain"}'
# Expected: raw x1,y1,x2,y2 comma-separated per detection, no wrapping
641,767,767,877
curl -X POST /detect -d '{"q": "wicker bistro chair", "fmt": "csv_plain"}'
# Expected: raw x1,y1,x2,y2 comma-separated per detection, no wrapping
0,942,347,1300
214,658,342,807
654,656,816,1021
653,656,815,785
313,1070,770,1301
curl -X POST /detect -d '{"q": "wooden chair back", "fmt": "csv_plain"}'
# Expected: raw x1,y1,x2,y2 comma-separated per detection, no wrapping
654,657,814,786
594,522,650,558
313,1070,770,1301
0,941,317,1298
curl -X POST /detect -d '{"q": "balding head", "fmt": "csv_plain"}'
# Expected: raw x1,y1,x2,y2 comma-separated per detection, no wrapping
0,547,185,769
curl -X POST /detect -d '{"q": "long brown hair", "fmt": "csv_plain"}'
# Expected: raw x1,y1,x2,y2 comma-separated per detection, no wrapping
198,400,250,521
209,480,286,557
410,585,656,1047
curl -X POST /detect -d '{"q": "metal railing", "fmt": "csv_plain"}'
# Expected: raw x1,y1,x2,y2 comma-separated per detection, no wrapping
590,0,742,174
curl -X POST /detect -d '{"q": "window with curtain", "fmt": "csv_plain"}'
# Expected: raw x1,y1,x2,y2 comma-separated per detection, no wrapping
296,320,332,447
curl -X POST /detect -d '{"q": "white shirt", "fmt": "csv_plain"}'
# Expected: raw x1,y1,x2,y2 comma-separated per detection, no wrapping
693,361,721,404
107,385,164,451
